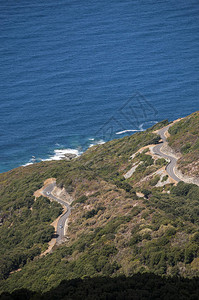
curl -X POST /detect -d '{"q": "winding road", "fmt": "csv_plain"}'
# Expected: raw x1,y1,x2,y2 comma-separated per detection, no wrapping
153,125,181,182
41,125,180,243
42,183,71,243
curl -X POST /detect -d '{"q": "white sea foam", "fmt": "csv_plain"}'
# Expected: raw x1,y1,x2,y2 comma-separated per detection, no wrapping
89,139,105,148
116,129,142,135
142,121,158,128
43,148,80,161
116,121,158,135
22,148,81,167
22,156,36,167
97,140,105,145
139,123,144,131
22,162,34,167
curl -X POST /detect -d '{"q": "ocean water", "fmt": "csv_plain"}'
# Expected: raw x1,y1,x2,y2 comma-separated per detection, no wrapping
0,0,199,173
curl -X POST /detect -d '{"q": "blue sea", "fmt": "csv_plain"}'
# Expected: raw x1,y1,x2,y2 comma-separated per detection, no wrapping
0,0,199,173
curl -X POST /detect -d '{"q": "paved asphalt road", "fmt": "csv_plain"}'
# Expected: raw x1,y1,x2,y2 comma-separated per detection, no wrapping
42,183,71,243
153,126,181,182
41,125,180,243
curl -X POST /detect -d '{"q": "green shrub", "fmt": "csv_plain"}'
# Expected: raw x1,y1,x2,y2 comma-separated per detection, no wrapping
142,232,151,240
165,227,176,237
171,182,193,196
155,158,167,166
181,143,192,154
129,234,142,246
141,189,151,199
185,245,198,264
191,232,199,244
83,206,105,219
73,195,88,205
162,175,168,182
149,175,160,186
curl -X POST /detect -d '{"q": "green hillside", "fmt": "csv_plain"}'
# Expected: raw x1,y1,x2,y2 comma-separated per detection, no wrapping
0,164,63,279
0,113,199,296
168,111,199,177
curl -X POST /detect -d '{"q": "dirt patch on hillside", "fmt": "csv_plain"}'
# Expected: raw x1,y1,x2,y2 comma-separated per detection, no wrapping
34,178,56,198
130,145,156,160
52,186,73,204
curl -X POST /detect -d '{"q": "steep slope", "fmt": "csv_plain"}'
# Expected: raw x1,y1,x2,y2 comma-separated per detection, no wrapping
168,111,199,178
0,113,199,294
0,163,64,279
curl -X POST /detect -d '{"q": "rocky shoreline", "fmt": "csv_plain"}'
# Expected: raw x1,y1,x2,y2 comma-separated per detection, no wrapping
63,153,78,161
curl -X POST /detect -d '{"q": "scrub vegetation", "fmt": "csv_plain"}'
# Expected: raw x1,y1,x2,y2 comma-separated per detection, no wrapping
168,111,199,176
0,112,199,297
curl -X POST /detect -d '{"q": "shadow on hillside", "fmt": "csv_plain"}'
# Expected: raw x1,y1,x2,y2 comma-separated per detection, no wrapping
1,273,199,300
52,233,59,239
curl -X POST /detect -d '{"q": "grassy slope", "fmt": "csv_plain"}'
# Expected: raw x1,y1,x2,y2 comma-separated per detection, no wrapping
0,116,199,294
0,162,64,279
168,111,199,176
